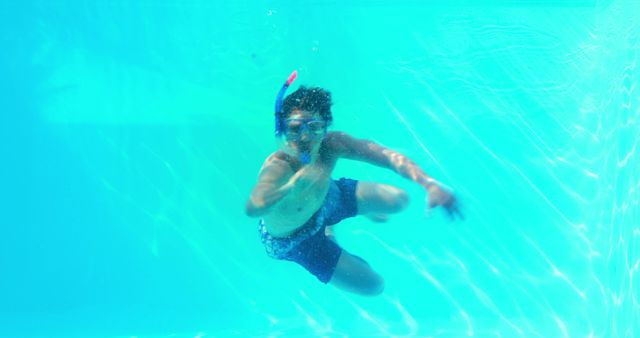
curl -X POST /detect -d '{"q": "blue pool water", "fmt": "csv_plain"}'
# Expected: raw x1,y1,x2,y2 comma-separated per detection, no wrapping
1,1,638,337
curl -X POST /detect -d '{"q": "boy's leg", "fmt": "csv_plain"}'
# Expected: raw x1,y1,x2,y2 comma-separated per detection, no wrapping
329,250,384,296
323,180,395,295
325,181,406,236
355,182,409,216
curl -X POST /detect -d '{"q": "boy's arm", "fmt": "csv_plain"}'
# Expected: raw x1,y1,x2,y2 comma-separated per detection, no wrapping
245,154,294,217
245,153,324,218
330,131,462,220
330,131,436,189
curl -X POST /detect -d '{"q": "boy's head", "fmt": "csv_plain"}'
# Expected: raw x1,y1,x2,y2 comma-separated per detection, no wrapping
281,86,333,125
276,86,333,164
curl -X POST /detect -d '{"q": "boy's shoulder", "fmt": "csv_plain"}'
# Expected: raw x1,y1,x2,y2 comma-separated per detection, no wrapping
323,131,357,155
323,131,350,148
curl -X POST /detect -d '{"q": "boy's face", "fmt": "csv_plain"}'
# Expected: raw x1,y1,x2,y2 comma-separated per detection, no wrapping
282,109,327,160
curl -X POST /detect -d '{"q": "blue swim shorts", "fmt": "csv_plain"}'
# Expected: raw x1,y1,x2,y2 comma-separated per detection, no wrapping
258,178,359,283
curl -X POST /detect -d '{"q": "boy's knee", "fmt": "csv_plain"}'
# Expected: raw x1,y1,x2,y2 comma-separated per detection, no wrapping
392,189,409,212
361,275,385,296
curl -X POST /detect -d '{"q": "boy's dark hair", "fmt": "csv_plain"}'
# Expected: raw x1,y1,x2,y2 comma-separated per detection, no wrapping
282,86,333,126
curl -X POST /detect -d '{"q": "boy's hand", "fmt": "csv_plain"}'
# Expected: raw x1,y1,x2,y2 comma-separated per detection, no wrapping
288,162,330,191
426,185,463,221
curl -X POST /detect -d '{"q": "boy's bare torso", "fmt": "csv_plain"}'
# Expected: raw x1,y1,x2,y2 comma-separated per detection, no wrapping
262,133,342,237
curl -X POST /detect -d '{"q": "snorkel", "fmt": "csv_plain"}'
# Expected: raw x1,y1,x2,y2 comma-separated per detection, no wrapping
275,70,312,165
274,70,298,136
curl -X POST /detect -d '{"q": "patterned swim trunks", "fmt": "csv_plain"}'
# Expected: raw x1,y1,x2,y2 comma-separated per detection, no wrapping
258,178,359,283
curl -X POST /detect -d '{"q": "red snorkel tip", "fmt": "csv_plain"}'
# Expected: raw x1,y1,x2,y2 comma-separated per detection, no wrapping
286,70,298,86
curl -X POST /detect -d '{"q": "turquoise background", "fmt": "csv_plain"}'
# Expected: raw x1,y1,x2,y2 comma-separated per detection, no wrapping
1,0,638,337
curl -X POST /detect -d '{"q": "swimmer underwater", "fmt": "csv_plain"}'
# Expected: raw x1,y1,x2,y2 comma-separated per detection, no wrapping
245,71,463,296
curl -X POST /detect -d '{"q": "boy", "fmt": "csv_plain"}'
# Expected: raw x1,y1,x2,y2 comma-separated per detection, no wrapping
245,85,461,296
